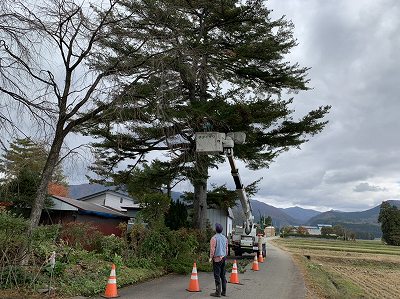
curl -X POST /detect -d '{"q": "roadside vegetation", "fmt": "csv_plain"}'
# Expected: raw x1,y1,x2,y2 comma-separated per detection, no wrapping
0,211,214,298
272,238,400,299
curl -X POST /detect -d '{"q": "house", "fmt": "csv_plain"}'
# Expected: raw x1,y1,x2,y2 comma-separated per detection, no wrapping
304,226,322,235
77,189,140,212
42,195,130,236
293,224,333,235
207,207,234,236
121,205,142,219
264,226,276,237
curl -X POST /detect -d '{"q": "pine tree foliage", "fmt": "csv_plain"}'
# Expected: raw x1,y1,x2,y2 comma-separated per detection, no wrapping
0,138,66,184
378,201,400,246
83,0,330,228
0,138,66,209
165,199,189,230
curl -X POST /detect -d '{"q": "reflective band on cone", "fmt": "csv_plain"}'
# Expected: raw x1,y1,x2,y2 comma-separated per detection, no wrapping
258,251,264,263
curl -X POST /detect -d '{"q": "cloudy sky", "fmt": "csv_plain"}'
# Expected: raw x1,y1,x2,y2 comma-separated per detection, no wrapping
202,0,400,212
67,0,400,212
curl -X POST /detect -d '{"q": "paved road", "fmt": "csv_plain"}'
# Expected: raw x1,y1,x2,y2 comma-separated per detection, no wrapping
95,241,305,299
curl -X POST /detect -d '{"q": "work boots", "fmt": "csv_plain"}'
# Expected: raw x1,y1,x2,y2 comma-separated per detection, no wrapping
210,284,222,297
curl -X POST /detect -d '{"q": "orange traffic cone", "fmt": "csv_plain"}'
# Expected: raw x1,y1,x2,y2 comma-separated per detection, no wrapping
258,251,264,263
229,260,240,284
252,255,259,271
102,264,119,298
187,262,200,292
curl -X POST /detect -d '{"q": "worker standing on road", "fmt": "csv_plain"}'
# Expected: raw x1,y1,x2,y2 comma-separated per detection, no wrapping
209,223,228,297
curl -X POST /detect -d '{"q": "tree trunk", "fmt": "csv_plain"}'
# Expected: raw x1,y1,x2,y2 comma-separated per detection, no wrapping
192,176,208,230
28,125,65,233
192,156,209,230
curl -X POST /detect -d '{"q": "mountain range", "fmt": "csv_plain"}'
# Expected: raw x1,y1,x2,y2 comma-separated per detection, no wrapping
244,199,400,238
68,183,400,238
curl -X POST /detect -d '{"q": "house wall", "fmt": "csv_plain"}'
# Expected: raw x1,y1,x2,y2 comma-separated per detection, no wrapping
307,228,321,235
264,226,276,237
207,208,233,236
41,210,76,225
105,193,132,211
84,194,106,206
51,199,78,211
41,210,126,236
75,214,125,236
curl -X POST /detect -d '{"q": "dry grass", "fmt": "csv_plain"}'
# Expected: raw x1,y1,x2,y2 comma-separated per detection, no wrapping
272,238,400,299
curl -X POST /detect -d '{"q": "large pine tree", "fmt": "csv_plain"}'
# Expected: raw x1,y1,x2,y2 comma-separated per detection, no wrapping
84,0,330,229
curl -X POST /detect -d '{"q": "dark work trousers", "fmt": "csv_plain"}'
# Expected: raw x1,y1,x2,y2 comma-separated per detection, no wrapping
212,257,227,295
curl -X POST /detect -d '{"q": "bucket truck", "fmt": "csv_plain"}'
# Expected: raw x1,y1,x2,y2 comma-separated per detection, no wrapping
195,132,266,257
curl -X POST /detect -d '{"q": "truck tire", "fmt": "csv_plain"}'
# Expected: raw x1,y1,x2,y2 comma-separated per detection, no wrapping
234,250,242,257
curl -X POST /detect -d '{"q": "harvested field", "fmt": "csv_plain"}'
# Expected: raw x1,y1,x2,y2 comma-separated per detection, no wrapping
272,238,400,299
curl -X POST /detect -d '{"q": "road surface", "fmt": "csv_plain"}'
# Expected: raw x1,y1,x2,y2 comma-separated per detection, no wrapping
95,240,305,299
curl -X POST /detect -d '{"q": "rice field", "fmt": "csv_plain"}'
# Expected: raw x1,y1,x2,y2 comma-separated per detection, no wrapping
272,238,400,299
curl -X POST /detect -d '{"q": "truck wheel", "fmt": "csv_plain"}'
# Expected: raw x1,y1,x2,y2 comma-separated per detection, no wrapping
234,250,242,257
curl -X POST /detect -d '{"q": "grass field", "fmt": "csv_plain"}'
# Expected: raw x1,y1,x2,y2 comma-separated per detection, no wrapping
271,238,400,299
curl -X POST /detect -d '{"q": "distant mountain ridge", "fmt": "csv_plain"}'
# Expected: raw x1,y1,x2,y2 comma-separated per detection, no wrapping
306,200,400,226
281,206,321,223
305,200,400,238
232,199,302,228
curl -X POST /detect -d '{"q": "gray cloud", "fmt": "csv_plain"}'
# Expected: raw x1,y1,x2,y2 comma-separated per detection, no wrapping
322,167,372,184
236,0,400,211
353,182,386,193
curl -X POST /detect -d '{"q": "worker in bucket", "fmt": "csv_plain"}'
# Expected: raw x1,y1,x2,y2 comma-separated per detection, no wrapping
209,223,228,297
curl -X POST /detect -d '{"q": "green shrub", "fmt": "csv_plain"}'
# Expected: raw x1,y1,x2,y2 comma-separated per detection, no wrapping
43,261,67,277
0,211,29,261
99,234,126,259
125,257,156,270
196,261,213,272
189,227,214,254
167,229,198,260
127,222,149,255
138,227,170,266
31,224,61,261
0,265,36,288
167,258,193,274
